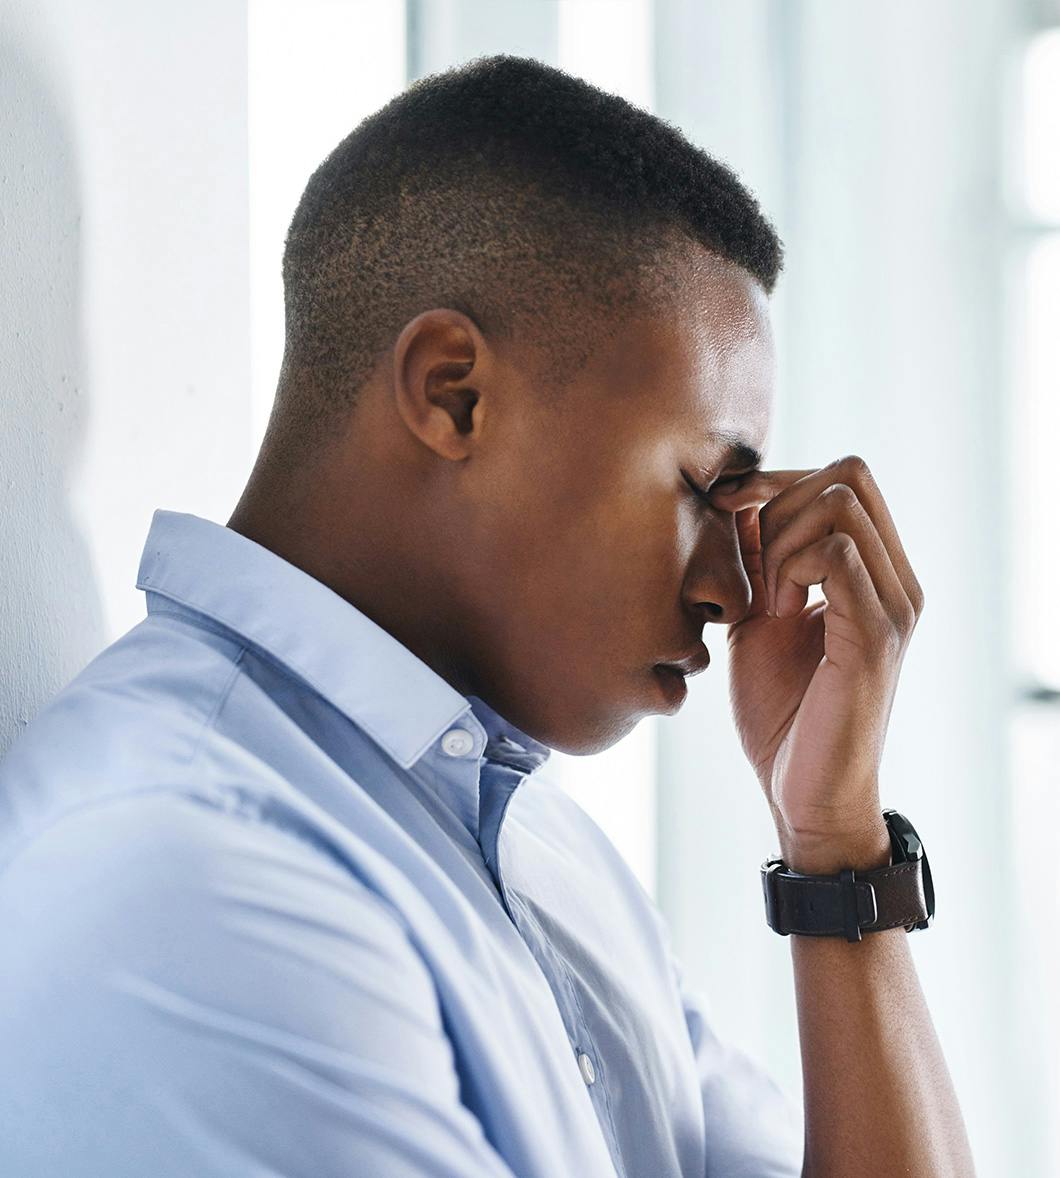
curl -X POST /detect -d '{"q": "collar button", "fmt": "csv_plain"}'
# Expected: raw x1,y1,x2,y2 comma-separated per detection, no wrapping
440,728,476,758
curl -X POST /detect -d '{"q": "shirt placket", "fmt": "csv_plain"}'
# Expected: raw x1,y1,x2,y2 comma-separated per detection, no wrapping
476,741,626,1178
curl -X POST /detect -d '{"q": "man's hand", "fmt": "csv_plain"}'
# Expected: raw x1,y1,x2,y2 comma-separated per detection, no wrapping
707,455,925,858
709,456,978,1178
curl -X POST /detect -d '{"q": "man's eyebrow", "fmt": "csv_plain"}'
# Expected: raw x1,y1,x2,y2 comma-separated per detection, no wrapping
708,430,764,471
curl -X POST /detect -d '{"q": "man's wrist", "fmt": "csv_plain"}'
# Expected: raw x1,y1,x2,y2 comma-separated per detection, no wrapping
774,817,893,875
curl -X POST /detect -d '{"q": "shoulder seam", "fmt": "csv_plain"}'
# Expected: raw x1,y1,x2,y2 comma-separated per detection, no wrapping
185,644,249,776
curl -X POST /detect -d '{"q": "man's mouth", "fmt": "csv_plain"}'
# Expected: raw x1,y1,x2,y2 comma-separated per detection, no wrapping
655,645,711,678
652,664,689,709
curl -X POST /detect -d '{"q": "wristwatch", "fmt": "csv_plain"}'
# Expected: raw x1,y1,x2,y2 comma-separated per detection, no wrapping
761,809,934,942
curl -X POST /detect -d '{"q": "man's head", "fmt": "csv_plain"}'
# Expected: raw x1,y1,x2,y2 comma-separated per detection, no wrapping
233,54,780,756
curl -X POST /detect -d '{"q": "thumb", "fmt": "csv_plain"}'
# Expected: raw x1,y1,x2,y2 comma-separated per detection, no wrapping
733,504,769,617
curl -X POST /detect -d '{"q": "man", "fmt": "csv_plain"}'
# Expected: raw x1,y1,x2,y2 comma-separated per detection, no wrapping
0,54,974,1176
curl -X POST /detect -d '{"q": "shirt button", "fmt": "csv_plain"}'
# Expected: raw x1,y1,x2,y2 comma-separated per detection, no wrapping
577,1051,596,1085
440,728,476,757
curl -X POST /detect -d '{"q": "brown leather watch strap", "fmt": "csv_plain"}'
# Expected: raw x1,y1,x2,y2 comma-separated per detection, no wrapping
762,857,929,941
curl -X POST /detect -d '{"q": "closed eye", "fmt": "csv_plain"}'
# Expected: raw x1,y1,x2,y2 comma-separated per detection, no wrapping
682,468,754,508
681,470,716,505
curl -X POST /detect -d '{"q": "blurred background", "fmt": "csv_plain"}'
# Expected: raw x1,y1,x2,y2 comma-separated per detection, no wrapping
2,1,1058,1173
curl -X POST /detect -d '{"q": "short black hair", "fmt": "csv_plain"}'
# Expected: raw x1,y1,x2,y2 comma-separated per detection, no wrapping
269,53,783,469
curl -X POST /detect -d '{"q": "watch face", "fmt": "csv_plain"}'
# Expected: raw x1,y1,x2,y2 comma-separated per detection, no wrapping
884,809,934,928
884,809,920,859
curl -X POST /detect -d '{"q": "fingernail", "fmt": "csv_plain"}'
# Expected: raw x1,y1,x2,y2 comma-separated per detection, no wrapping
712,477,743,496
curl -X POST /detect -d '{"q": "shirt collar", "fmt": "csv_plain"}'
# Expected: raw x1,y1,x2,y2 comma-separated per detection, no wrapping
135,510,551,782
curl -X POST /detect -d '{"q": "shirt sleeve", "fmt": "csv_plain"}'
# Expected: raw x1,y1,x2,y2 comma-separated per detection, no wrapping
0,788,519,1178
670,947,806,1178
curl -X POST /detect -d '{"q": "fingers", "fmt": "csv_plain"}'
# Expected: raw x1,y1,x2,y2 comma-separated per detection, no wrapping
768,483,914,633
709,467,817,506
709,455,925,619
774,532,900,666
733,504,769,617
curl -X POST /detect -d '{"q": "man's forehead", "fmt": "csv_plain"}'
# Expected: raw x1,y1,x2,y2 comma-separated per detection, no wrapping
684,300,774,464
667,269,774,391
682,350,772,460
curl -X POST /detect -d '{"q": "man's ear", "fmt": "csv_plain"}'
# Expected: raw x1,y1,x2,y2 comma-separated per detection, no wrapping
391,308,489,461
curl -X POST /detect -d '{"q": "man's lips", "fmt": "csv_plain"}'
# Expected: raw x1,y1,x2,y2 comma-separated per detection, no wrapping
653,644,711,678
651,664,690,709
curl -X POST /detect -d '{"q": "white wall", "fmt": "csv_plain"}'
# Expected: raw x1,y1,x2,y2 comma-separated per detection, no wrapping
0,0,252,761
249,0,406,444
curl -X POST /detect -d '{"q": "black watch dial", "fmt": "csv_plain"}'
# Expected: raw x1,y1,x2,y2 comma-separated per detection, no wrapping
883,808,934,928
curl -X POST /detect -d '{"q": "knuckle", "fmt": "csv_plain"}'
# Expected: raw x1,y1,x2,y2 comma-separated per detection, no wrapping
823,482,859,508
832,454,876,490
909,581,926,616
836,453,871,479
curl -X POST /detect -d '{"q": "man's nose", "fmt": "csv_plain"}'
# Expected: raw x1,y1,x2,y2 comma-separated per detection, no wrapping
689,519,754,624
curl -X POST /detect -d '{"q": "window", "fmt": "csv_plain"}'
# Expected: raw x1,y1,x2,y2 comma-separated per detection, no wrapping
1002,21,1060,1173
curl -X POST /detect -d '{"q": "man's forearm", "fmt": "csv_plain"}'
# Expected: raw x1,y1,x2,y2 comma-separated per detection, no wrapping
779,819,976,1178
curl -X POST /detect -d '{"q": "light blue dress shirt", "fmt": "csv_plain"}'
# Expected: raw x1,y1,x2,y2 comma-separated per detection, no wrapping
0,508,804,1177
